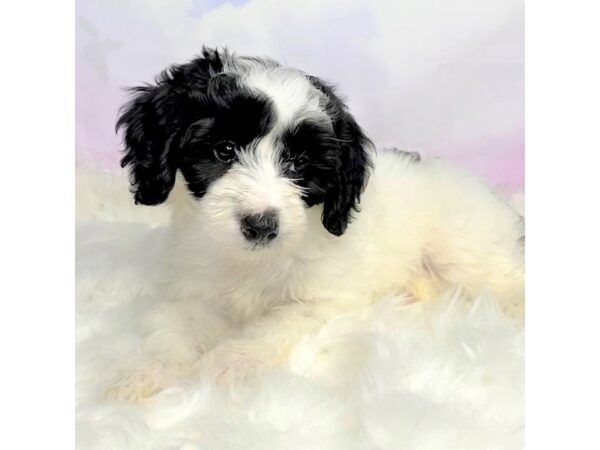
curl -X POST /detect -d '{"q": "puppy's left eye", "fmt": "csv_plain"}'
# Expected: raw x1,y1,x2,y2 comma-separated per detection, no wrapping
288,154,308,174
213,141,238,163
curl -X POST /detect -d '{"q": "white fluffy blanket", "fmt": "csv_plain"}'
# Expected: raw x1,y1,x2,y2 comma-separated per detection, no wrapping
75,171,524,450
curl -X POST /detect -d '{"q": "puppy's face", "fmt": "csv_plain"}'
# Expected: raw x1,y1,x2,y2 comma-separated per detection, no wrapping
117,48,372,257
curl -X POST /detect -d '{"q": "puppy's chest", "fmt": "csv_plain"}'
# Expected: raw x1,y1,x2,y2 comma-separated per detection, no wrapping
215,255,373,322
212,264,310,321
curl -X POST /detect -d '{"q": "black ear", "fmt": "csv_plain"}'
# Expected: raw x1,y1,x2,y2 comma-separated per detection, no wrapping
116,47,224,205
308,76,373,236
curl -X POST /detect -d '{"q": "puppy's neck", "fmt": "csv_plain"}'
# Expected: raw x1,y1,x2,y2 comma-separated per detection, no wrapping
159,204,340,321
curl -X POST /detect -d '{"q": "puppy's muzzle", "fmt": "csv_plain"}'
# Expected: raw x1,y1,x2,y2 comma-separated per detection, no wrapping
241,211,279,244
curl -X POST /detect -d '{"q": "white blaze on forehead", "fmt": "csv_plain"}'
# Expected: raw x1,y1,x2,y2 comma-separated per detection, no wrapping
220,53,332,139
230,64,326,128
230,134,302,214
244,69,322,124
239,133,282,173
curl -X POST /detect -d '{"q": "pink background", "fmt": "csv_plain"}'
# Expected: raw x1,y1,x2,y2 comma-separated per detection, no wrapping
76,0,523,190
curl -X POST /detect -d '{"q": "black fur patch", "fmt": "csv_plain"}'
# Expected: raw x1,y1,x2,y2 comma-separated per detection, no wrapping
179,90,274,198
117,48,275,203
307,76,373,236
389,148,421,162
280,120,340,207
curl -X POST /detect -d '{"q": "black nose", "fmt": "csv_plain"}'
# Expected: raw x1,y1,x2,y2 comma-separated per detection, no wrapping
241,211,279,243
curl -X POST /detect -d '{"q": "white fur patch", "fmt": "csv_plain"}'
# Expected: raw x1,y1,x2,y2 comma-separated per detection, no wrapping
76,171,524,449
224,54,328,129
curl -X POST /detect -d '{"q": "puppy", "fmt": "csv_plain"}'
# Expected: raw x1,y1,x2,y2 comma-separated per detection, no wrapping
106,47,524,401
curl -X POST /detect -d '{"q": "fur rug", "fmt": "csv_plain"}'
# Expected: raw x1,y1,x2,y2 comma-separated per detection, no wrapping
75,170,524,450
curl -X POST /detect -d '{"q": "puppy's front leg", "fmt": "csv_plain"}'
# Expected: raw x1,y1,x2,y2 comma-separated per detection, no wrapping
200,299,349,384
105,298,234,401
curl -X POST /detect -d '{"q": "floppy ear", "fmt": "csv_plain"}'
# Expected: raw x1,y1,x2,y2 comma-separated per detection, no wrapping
308,76,373,236
116,47,224,205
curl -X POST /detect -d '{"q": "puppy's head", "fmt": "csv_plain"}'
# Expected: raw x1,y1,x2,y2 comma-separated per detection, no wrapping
117,47,372,256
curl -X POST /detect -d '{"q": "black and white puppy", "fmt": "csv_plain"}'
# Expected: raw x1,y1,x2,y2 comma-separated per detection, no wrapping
108,48,524,401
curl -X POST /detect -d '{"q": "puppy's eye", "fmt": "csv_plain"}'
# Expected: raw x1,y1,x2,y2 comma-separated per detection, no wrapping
288,154,308,174
213,141,238,163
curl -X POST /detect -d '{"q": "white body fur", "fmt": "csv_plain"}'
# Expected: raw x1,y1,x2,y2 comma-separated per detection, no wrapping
108,149,524,400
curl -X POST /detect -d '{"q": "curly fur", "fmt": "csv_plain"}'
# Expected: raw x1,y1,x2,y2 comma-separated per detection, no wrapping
108,48,524,401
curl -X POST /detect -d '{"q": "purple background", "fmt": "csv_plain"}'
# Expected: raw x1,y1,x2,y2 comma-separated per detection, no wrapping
76,0,523,189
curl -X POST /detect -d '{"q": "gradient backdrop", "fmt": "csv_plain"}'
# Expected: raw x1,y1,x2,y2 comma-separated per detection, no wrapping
76,0,523,189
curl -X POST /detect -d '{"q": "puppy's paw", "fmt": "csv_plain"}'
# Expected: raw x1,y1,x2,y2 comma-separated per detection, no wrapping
105,363,168,402
199,340,277,385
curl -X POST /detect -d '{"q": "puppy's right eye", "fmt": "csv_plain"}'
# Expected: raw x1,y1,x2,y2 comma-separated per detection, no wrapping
213,141,237,163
